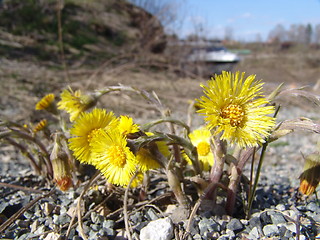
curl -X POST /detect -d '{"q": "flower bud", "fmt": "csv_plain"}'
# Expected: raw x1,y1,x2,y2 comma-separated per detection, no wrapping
50,133,73,191
299,153,320,196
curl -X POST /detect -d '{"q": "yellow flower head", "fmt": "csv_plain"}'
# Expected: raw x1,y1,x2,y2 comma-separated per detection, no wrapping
197,71,275,148
118,115,140,137
68,108,118,165
33,119,48,133
188,127,214,171
58,88,97,122
136,147,161,172
299,153,320,195
35,94,57,114
90,129,138,187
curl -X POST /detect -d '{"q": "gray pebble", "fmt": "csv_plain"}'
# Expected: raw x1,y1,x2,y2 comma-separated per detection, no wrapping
269,211,287,224
91,211,105,224
199,218,220,235
42,202,55,216
248,226,260,239
263,224,279,237
145,208,159,221
102,219,115,229
306,202,320,213
226,218,244,233
260,211,273,225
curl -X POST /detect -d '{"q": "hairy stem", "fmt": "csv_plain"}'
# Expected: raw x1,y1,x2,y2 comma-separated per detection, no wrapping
225,162,241,215
210,138,226,183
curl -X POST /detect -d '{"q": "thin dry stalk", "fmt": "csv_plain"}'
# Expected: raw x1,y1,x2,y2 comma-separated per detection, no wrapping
183,182,226,240
0,182,45,194
76,172,101,240
57,0,71,83
123,171,139,240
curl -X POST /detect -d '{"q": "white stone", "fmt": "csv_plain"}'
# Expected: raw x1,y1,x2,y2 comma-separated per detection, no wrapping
44,232,61,240
140,217,174,240
248,226,260,239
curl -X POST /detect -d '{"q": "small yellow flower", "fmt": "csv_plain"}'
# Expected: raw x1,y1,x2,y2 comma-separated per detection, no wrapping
118,115,140,137
197,71,275,148
35,94,57,114
90,129,138,187
58,87,97,122
188,127,214,171
68,108,118,165
33,119,48,133
299,153,320,195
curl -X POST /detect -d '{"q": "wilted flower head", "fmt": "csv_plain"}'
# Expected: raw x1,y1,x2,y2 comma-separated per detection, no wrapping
299,153,320,196
90,129,138,187
188,127,214,171
35,94,57,114
58,87,97,122
68,108,118,165
197,71,275,148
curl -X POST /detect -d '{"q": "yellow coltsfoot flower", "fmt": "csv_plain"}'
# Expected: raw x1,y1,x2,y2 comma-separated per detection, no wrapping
90,129,138,187
188,127,214,171
58,87,97,122
118,115,140,137
33,119,48,133
136,147,161,172
35,93,57,114
197,71,275,148
68,108,118,165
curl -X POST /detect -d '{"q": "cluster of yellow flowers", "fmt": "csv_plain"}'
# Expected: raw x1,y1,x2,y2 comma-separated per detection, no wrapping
35,72,276,188
68,109,164,187
36,88,168,187
34,71,319,197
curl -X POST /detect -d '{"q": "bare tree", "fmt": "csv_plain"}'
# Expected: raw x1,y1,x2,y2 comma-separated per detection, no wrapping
128,0,184,34
305,23,312,44
224,26,234,42
314,24,320,44
267,24,287,42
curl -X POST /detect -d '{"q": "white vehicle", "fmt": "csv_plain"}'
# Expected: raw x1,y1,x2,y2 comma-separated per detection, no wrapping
186,46,240,75
188,46,240,63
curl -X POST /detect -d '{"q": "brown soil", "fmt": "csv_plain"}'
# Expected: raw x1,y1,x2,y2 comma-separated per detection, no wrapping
1,46,320,128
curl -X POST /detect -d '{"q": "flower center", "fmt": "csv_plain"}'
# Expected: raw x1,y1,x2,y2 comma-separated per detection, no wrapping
197,141,210,156
108,146,127,167
87,129,101,143
221,104,245,127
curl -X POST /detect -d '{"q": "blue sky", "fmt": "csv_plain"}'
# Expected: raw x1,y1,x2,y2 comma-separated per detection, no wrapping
177,0,320,41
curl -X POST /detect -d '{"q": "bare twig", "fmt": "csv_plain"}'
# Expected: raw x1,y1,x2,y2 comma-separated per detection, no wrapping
0,182,45,194
76,171,101,240
57,0,71,82
183,182,226,239
123,171,139,240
